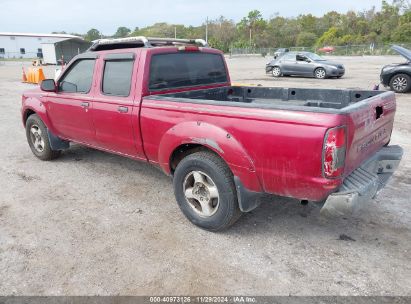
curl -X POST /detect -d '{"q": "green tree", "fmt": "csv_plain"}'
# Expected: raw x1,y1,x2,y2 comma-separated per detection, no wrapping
85,28,101,41
392,23,411,41
206,17,237,52
114,26,131,38
296,32,318,46
237,10,266,46
316,27,340,46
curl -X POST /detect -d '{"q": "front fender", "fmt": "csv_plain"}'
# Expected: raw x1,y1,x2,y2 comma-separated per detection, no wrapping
157,121,263,192
22,97,58,135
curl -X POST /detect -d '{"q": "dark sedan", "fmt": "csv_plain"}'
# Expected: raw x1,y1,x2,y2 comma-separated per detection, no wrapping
266,52,345,79
380,45,411,93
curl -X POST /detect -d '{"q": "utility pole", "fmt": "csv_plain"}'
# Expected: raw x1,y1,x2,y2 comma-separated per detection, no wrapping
205,16,208,43
174,26,177,39
249,28,252,46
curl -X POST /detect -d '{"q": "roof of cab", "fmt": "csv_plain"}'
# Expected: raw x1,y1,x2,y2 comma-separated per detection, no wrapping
88,36,208,52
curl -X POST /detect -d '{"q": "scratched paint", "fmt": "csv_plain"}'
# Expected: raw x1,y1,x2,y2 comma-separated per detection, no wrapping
190,137,224,154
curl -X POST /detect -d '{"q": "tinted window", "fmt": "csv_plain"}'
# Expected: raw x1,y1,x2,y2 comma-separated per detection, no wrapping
149,52,227,91
102,60,134,96
59,59,95,93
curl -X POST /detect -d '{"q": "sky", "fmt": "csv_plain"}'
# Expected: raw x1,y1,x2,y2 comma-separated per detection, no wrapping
1,0,383,35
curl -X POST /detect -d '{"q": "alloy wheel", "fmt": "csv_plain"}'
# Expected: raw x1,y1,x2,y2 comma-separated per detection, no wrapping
392,76,408,92
183,170,220,217
29,125,45,153
272,67,281,77
315,68,326,79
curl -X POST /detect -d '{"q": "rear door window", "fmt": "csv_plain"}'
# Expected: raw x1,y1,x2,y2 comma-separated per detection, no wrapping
102,60,134,96
149,52,227,91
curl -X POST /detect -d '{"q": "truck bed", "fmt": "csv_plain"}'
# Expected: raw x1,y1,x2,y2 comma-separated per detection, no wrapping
142,85,396,202
150,86,385,113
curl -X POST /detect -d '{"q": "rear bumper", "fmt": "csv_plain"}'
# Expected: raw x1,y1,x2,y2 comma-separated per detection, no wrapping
320,145,403,216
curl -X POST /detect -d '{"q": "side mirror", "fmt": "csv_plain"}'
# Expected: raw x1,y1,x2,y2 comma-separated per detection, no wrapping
40,79,56,92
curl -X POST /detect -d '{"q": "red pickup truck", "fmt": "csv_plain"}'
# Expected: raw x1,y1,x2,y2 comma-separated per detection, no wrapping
21,37,403,231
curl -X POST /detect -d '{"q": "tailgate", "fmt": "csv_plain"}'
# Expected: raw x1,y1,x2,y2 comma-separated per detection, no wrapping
344,91,396,176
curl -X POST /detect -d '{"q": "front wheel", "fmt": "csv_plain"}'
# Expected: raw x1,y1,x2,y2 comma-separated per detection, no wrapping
26,114,61,160
314,67,326,79
390,74,411,93
173,151,242,231
272,66,282,77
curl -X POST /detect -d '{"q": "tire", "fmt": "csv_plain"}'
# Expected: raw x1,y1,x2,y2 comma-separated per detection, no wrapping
389,74,411,93
173,151,242,231
26,114,61,160
271,66,282,77
314,67,326,79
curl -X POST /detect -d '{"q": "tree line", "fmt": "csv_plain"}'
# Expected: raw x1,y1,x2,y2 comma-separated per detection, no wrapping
54,0,411,53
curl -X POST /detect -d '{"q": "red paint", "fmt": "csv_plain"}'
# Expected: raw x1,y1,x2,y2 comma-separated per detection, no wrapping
318,46,335,53
21,46,396,202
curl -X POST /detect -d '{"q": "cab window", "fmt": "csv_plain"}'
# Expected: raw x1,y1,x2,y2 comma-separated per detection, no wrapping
102,60,134,96
149,52,227,91
59,59,95,93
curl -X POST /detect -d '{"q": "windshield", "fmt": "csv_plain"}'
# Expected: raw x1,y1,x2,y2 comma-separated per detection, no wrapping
149,52,228,91
306,53,325,61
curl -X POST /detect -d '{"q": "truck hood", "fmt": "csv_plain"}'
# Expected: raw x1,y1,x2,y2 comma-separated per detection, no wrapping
391,45,411,62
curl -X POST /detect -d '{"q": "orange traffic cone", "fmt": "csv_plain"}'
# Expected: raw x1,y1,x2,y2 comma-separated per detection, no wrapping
37,68,45,84
22,67,27,82
27,68,33,83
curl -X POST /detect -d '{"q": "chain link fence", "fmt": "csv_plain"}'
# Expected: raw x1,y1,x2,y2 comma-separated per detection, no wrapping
229,43,411,57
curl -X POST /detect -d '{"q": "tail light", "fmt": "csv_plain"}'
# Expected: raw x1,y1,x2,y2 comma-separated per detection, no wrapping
323,126,346,178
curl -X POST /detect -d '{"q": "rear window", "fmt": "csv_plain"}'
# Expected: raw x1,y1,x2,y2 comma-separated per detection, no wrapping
149,52,227,91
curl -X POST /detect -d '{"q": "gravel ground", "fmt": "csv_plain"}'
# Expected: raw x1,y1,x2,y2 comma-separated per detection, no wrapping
0,56,410,295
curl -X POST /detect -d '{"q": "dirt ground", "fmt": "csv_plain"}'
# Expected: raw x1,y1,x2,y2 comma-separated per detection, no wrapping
0,56,410,296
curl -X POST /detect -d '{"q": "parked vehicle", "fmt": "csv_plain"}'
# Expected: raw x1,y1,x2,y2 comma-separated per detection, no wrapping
22,37,402,231
380,45,411,93
266,51,345,79
273,48,289,59
318,46,335,53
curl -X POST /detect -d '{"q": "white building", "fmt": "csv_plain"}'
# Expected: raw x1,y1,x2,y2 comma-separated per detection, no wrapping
0,32,91,64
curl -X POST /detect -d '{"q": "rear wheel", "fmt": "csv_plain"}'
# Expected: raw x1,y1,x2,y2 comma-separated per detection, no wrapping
272,66,282,77
389,74,411,93
314,67,326,79
26,114,61,160
173,151,242,231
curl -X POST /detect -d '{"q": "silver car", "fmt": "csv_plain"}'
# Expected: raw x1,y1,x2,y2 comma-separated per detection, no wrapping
266,52,345,79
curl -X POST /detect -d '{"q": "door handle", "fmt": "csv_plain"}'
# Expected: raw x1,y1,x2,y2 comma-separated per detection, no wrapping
80,102,89,108
118,106,128,113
